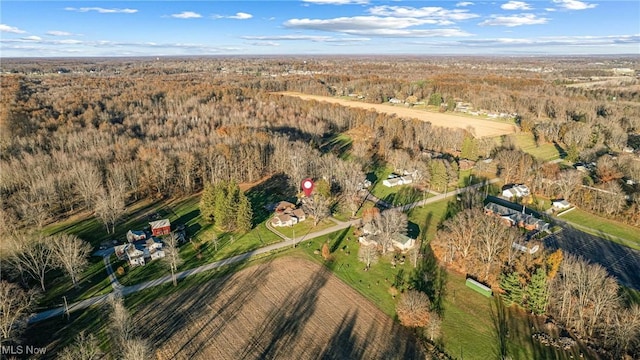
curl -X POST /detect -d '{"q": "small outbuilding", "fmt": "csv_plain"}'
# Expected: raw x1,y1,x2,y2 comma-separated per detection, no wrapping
552,199,571,210
149,219,171,236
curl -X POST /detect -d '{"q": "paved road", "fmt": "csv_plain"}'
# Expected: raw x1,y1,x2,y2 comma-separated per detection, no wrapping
29,179,492,324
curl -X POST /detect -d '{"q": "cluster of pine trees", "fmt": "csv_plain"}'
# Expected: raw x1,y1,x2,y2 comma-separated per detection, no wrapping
199,181,253,233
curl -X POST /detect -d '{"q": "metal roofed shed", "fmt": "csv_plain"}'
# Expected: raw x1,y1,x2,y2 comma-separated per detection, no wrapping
149,219,171,236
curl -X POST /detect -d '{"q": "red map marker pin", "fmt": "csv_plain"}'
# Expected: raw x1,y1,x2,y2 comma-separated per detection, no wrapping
302,178,314,197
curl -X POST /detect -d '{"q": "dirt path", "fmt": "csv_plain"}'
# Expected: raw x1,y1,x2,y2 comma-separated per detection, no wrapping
134,257,424,360
277,92,517,138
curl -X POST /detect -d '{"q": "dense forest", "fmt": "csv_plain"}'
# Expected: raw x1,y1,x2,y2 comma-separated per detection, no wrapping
1,56,639,359
1,56,638,231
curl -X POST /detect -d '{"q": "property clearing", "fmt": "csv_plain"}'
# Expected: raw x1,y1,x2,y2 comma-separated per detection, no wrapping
133,257,424,360
278,92,517,138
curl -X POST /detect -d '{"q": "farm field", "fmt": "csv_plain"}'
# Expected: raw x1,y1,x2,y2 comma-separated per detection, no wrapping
132,257,424,360
278,92,517,138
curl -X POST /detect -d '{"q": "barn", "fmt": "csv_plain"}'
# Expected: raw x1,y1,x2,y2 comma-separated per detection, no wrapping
149,219,171,236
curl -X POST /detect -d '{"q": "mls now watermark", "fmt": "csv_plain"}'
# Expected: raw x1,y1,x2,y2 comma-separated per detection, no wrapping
1,345,47,356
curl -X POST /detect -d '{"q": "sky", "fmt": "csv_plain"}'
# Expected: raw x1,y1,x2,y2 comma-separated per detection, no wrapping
1,0,638,57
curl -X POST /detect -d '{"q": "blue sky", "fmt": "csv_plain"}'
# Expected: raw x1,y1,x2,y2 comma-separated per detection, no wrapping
1,1,638,56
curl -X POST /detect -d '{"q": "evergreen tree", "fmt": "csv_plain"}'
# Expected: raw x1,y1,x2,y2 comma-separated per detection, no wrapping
428,93,443,106
213,182,230,231
236,190,253,233
199,183,218,223
225,181,240,231
500,271,524,306
526,267,549,315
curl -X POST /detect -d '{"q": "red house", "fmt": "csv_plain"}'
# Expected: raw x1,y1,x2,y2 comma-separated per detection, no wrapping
149,219,171,236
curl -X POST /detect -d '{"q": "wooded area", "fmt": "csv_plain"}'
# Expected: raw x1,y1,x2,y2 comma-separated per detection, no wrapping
1,56,639,358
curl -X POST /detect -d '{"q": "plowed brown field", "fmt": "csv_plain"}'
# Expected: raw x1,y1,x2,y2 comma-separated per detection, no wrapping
134,257,424,359
278,92,516,138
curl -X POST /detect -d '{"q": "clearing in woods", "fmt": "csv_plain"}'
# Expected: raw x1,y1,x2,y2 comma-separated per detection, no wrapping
278,92,517,138
133,257,424,360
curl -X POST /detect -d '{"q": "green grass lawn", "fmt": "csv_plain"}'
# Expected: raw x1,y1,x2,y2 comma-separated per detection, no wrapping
44,173,296,292
297,232,404,316
38,256,113,308
115,221,283,286
458,169,488,187
320,133,353,160
559,208,640,250
441,271,495,359
513,133,563,161
407,199,452,241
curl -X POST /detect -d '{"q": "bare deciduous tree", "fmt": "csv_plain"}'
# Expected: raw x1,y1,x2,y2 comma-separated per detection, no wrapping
58,331,101,360
108,296,135,348
50,234,92,288
358,244,379,269
425,313,442,342
122,338,152,360
94,184,126,234
549,255,620,338
396,290,431,328
7,232,54,291
372,209,408,255
162,232,183,287
303,193,331,226
70,160,103,210
475,216,520,281
0,281,38,343
610,304,640,358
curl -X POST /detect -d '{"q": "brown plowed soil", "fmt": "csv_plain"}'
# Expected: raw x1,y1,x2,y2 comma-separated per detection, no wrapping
134,257,425,359
279,92,516,138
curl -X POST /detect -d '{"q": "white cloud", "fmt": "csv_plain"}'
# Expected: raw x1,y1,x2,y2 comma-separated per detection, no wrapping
479,13,548,27
229,12,253,20
552,0,597,10
170,11,202,19
213,12,253,20
368,6,480,23
454,34,640,47
501,1,532,10
56,39,83,45
286,16,439,31
243,35,372,44
46,30,74,36
22,36,42,41
0,24,26,33
247,41,280,47
284,17,472,37
302,0,369,4
456,2,474,6
545,8,557,12
65,7,138,14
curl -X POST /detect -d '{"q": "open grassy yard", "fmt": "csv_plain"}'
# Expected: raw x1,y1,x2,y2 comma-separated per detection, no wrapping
560,208,640,249
42,173,294,298
115,219,283,286
513,133,564,161
37,256,113,308
368,167,430,206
